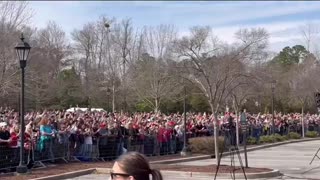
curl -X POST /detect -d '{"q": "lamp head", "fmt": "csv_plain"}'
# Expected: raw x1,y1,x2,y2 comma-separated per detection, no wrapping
15,33,31,68
104,22,110,28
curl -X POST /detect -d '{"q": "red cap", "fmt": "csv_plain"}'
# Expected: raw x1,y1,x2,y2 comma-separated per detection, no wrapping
168,121,175,126
100,123,106,128
131,124,137,129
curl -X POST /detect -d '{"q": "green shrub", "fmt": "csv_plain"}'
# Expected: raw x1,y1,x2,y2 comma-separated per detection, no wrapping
189,136,224,154
287,132,301,139
246,136,257,145
280,135,289,141
259,135,274,143
271,134,288,142
305,131,319,138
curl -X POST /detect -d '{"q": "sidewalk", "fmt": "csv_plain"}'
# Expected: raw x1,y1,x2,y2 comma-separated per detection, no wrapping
173,139,320,180
151,137,320,164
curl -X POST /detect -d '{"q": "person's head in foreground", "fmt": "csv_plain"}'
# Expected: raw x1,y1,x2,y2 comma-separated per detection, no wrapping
110,152,163,180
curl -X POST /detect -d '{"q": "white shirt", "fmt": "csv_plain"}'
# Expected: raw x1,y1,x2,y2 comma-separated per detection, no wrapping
70,125,78,134
84,135,92,144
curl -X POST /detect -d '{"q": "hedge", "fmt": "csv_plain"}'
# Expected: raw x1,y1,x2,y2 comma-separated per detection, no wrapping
306,131,318,138
189,136,224,154
189,131,318,154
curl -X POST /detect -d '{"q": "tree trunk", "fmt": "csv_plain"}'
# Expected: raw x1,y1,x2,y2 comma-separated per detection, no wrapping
155,97,160,113
112,82,115,113
210,102,219,165
301,106,305,138
235,111,239,146
35,83,39,111
232,99,239,146
123,59,126,112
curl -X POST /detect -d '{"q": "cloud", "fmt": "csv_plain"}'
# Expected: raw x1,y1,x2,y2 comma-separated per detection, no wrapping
128,1,320,26
178,20,320,52
28,1,320,52
29,1,320,29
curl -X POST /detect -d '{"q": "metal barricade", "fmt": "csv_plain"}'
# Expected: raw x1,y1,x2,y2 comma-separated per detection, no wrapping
0,144,19,172
144,135,156,156
91,136,99,161
0,127,204,172
97,136,122,160
0,143,35,172
33,135,68,165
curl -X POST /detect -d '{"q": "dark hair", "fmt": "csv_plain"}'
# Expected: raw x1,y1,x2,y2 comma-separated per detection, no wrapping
116,152,163,180
228,116,233,125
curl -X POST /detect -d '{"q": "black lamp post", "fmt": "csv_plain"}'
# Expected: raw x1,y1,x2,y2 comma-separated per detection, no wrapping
15,33,31,174
271,80,276,135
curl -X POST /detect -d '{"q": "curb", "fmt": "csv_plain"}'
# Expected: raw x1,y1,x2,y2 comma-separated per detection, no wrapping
160,169,281,179
242,137,320,153
150,154,212,164
30,168,96,180
31,168,281,180
95,168,112,174
151,137,320,164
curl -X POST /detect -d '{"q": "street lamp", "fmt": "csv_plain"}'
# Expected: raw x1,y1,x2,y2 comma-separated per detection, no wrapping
15,33,31,174
181,79,190,156
271,80,276,135
106,88,111,112
104,22,115,113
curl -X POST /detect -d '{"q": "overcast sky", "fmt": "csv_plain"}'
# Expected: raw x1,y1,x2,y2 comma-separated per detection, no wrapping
28,1,320,52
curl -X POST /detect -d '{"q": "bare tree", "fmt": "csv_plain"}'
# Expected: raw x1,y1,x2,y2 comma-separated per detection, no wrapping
102,17,122,112
71,17,140,111
173,26,269,163
130,53,180,113
287,54,319,137
0,1,33,103
24,21,70,109
300,23,319,51
34,21,70,75
111,18,134,112
0,1,33,30
72,22,98,106
128,24,179,113
300,23,320,60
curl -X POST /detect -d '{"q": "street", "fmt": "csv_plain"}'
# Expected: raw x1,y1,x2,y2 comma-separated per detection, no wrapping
69,140,320,180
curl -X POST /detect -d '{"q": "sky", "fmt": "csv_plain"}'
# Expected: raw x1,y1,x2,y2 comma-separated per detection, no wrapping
28,1,320,52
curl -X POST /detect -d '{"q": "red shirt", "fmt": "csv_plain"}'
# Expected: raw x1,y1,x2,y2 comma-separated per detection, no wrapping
157,128,165,143
164,128,173,141
9,132,18,148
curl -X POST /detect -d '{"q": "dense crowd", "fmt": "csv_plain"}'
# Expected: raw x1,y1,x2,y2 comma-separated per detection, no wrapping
0,107,320,171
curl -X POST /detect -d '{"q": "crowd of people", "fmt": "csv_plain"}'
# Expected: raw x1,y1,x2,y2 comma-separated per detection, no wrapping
0,106,320,171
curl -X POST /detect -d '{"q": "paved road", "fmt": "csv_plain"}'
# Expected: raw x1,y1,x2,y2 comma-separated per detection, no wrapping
69,140,320,179
67,172,312,180
174,140,320,180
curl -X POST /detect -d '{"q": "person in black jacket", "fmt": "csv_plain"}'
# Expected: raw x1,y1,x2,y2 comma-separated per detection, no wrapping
127,123,138,152
120,123,128,151
110,122,123,157
96,122,108,160
0,122,11,171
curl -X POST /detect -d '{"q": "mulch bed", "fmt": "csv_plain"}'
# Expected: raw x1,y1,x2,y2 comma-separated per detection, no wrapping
0,162,114,180
154,164,271,173
0,154,272,180
147,154,196,161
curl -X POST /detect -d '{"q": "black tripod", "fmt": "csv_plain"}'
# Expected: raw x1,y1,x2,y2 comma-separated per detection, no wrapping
309,147,320,165
214,119,247,180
